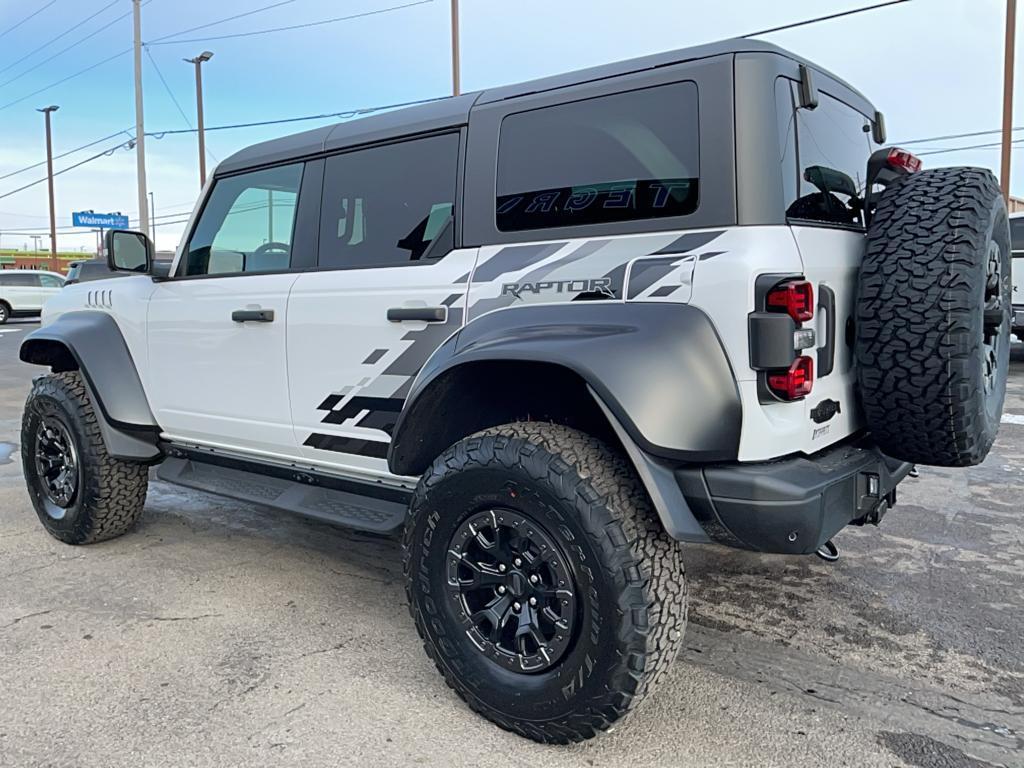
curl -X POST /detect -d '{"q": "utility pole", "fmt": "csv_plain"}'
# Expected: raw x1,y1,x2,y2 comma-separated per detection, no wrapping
185,51,214,187
132,0,149,236
148,191,156,243
37,105,59,271
450,0,460,96
1001,0,1017,202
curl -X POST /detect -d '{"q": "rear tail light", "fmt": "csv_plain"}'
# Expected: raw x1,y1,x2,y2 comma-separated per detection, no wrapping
886,148,922,174
766,280,814,323
768,356,814,400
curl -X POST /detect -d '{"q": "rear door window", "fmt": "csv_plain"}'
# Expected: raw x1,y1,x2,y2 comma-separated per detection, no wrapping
495,82,700,232
317,133,459,269
777,79,873,228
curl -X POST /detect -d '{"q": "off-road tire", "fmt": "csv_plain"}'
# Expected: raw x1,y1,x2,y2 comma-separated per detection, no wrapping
857,167,1012,466
403,422,687,744
22,372,148,544
0,301,10,324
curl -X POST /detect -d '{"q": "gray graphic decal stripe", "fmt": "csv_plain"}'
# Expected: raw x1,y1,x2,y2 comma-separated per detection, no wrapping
699,251,727,261
626,255,694,299
382,308,465,399
471,243,568,282
650,284,682,298
362,348,388,365
652,230,724,255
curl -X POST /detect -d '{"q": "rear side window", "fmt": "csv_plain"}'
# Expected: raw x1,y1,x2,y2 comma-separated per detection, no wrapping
318,133,459,269
182,163,303,277
777,79,873,228
1011,217,1024,252
0,273,39,287
495,82,700,232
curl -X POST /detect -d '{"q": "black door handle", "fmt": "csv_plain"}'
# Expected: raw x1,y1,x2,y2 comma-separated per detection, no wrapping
232,308,275,323
386,307,446,323
817,285,836,377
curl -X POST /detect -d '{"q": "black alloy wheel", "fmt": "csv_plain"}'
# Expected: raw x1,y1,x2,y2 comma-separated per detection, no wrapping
33,416,80,518
446,508,576,673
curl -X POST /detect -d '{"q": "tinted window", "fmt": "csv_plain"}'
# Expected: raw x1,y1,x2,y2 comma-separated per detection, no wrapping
39,274,64,288
496,82,699,232
183,163,303,276
0,273,39,287
318,134,458,269
778,80,872,228
1011,217,1024,252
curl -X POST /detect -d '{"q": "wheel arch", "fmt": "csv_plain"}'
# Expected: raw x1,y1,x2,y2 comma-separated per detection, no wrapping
20,311,162,462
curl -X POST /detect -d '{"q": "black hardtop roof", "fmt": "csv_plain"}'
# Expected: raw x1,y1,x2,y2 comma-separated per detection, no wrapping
218,38,871,174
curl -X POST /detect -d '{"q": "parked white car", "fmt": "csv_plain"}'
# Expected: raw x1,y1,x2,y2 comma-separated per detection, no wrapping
0,269,65,324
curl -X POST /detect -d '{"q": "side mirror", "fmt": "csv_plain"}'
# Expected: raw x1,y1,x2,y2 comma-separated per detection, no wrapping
104,229,152,273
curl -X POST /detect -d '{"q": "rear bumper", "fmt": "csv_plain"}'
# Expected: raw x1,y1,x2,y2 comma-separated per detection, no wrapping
1013,304,1024,331
675,439,913,554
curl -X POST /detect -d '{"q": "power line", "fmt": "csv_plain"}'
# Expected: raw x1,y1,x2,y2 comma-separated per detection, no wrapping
0,3,133,90
146,95,443,137
0,95,441,204
0,0,120,78
143,46,221,163
0,1,58,42
146,0,434,46
0,138,136,202
0,128,133,183
895,126,1024,146
0,48,131,113
916,139,1024,157
146,0,300,45
741,0,911,38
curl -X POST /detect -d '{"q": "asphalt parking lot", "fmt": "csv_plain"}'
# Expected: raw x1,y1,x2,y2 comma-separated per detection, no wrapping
1,318,1023,768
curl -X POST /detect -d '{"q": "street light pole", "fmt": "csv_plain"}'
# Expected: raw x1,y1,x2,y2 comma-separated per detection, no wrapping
185,51,214,188
148,191,156,243
37,105,59,271
1001,0,1017,202
132,0,149,236
450,0,460,96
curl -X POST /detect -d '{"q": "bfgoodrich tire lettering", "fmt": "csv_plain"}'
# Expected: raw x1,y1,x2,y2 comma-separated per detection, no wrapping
22,372,148,544
403,422,687,743
857,167,1012,467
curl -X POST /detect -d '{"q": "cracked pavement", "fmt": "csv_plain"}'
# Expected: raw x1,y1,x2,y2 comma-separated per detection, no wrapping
1,319,1023,767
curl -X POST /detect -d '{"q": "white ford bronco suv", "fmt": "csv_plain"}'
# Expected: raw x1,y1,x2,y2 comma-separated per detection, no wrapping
19,39,1012,743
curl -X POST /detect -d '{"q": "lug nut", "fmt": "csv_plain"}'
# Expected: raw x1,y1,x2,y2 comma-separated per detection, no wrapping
513,601,522,611
513,557,522,567
529,597,537,607
497,586,506,594
529,574,539,584
498,564,507,572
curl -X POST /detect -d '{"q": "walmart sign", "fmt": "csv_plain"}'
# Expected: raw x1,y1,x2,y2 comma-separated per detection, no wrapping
72,211,129,229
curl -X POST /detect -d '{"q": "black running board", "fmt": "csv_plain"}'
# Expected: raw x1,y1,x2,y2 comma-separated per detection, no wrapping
157,457,409,534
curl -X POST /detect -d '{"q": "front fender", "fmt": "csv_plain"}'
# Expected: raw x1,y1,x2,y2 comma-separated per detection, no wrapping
391,302,742,471
20,311,161,461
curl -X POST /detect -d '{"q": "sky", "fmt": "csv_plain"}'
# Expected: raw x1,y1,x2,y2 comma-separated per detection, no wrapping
0,0,1020,253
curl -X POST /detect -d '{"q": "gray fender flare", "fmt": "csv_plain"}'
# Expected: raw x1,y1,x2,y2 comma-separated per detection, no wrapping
20,311,162,462
389,302,743,542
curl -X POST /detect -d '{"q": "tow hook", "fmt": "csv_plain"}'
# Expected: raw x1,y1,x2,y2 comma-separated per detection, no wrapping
816,539,839,562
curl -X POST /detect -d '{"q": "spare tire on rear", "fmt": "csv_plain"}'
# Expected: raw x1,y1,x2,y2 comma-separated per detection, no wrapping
856,167,1011,467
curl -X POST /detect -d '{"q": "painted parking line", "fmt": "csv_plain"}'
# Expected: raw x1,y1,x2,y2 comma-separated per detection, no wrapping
0,328,24,334
1002,413,1024,426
